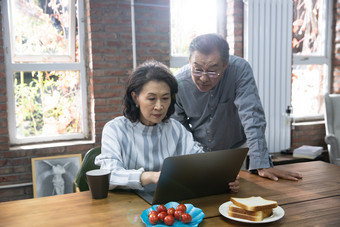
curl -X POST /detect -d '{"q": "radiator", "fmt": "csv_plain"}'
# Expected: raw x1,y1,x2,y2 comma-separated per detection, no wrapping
243,0,293,153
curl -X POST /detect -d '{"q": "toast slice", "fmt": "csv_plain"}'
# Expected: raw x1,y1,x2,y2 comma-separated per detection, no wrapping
230,196,278,211
228,204,273,221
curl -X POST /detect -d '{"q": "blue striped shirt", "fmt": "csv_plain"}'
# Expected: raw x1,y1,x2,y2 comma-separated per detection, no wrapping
95,116,203,190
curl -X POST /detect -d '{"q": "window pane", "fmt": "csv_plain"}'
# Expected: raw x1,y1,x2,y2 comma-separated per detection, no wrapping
292,0,325,55
14,71,82,138
291,64,325,117
170,0,217,56
10,0,76,60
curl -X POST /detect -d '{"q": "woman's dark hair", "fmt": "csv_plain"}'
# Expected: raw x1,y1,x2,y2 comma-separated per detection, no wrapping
189,33,230,65
123,60,178,123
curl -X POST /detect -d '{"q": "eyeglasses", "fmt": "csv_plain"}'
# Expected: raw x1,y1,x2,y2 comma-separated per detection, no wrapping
192,70,220,78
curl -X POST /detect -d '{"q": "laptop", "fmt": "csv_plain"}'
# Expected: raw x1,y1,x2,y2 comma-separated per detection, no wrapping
135,147,249,204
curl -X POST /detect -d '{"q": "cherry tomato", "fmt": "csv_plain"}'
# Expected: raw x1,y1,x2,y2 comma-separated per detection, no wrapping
157,204,167,213
176,204,187,213
174,210,184,220
149,213,159,225
167,207,175,216
164,214,175,226
157,211,167,222
149,210,158,217
181,213,192,224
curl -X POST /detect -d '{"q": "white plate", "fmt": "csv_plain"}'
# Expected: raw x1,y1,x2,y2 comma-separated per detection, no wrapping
219,201,285,224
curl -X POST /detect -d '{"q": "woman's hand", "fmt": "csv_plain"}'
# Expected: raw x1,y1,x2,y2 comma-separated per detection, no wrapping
228,174,240,193
141,171,161,186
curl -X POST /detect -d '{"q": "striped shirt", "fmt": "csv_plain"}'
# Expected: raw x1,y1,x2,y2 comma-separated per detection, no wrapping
95,116,203,190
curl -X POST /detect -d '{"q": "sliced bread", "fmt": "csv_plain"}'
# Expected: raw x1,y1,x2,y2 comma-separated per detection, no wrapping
228,204,273,221
230,196,278,211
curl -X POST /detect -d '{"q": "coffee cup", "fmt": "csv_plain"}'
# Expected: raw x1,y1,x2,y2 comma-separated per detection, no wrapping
86,169,111,199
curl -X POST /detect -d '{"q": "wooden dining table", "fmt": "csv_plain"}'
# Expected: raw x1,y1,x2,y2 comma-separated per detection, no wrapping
1,161,340,226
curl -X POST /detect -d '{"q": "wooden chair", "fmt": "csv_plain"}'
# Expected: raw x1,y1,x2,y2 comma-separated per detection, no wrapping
73,147,101,192
324,93,340,166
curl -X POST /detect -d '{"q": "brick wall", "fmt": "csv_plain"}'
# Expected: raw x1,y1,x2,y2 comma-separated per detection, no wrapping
0,0,170,202
226,0,243,57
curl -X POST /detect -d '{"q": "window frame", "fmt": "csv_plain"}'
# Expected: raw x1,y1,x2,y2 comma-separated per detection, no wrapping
169,0,223,68
291,0,333,121
3,0,88,145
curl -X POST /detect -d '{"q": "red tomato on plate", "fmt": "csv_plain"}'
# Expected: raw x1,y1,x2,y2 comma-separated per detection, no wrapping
174,210,184,220
181,213,192,224
167,207,175,216
157,211,167,222
176,204,187,213
157,204,167,213
164,214,175,226
149,213,159,225
148,210,158,217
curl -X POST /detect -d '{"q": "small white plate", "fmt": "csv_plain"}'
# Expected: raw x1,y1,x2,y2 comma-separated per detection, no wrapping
219,201,285,224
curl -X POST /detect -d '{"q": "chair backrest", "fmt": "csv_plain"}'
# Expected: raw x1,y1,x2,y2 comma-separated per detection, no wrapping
325,93,340,139
73,147,101,192
324,93,340,165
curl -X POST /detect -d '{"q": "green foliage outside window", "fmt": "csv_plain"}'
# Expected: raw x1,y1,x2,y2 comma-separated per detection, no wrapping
14,70,82,137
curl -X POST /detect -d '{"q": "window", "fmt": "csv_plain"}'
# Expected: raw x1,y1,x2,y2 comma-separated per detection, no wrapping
170,0,219,68
291,0,332,119
3,0,88,145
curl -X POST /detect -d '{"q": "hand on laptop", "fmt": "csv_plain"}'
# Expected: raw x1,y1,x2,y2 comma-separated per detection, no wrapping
228,175,240,193
257,168,303,181
141,171,161,186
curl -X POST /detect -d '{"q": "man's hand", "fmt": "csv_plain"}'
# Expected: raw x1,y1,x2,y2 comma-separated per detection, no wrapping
257,168,303,181
141,171,161,186
228,175,240,193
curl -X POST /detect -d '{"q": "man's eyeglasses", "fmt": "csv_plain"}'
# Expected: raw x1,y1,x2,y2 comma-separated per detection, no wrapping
192,70,220,78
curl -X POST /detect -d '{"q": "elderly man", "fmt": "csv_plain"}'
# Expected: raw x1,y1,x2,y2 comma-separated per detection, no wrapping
172,33,302,181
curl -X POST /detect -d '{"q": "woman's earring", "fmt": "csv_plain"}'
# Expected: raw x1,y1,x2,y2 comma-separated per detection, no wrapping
136,104,139,108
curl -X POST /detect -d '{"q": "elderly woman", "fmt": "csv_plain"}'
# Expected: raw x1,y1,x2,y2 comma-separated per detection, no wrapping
95,60,239,192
